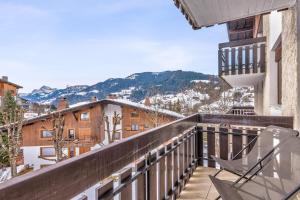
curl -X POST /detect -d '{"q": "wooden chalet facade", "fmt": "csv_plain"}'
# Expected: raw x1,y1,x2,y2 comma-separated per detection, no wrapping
0,76,22,105
20,98,182,170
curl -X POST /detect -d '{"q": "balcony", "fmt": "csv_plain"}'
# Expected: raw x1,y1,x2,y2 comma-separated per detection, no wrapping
0,114,295,200
218,37,266,87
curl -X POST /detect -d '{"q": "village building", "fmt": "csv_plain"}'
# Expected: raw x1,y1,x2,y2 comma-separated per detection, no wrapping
0,76,22,105
20,97,183,170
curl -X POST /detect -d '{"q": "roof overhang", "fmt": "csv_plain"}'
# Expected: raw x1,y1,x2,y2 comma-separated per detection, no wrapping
0,80,23,89
174,0,296,29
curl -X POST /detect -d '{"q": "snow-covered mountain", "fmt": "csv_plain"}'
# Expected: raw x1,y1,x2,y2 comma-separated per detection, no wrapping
22,70,216,106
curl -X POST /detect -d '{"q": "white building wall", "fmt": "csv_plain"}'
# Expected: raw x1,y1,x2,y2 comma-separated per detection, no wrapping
22,146,79,170
22,146,56,170
103,104,122,145
262,11,283,115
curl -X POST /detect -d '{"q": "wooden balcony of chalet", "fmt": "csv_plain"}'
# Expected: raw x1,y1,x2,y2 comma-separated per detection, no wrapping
218,37,266,87
0,113,295,200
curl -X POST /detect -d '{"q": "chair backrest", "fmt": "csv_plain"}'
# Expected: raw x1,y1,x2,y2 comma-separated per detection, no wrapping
244,126,298,171
248,136,300,199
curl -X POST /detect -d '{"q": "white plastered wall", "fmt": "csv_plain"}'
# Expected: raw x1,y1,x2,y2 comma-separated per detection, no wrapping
103,104,122,145
262,11,283,116
22,146,79,170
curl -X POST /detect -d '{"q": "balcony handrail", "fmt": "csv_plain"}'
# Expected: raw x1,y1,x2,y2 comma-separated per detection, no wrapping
0,114,294,200
219,37,266,49
0,114,199,200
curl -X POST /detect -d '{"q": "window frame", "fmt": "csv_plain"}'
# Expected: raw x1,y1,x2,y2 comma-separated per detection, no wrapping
131,124,139,131
68,129,76,140
40,130,54,139
130,111,139,118
80,112,90,121
40,147,56,157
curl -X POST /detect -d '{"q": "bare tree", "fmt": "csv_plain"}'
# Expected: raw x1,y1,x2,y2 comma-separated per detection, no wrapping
40,112,69,162
0,92,24,177
103,111,122,144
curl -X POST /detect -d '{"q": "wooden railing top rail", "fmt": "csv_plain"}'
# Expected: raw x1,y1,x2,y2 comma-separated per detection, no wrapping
219,37,266,49
0,113,294,200
199,114,293,128
0,114,199,200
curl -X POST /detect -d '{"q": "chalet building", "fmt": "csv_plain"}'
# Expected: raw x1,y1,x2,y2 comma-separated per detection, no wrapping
20,97,183,170
0,76,22,105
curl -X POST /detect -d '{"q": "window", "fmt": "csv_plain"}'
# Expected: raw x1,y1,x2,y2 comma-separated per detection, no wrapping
80,112,90,121
41,130,54,138
40,147,55,157
131,112,139,118
131,124,139,131
68,129,76,140
69,147,75,158
144,124,149,129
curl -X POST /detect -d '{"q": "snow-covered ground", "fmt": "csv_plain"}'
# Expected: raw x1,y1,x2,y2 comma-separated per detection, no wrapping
0,165,25,183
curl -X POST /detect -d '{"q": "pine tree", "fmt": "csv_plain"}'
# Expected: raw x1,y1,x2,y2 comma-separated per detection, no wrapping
0,91,24,177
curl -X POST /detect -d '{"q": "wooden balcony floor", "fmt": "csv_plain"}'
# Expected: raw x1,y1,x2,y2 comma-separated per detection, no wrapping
178,167,238,200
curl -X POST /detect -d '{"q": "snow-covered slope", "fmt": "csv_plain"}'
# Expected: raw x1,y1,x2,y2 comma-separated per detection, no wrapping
22,70,216,106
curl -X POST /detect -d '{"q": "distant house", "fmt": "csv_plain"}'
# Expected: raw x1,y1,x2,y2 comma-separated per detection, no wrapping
0,76,22,104
18,96,183,170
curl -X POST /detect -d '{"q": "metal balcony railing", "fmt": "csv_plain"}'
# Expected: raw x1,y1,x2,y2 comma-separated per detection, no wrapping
218,37,266,76
0,114,294,200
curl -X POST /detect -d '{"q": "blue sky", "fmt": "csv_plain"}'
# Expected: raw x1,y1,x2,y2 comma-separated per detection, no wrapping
0,0,228,92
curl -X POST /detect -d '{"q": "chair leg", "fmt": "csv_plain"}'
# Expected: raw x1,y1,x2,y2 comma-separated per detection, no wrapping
213,168,223,177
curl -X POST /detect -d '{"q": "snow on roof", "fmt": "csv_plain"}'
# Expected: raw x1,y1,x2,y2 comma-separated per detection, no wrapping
69,101,90,108
108,99,185,118
0,99,184,130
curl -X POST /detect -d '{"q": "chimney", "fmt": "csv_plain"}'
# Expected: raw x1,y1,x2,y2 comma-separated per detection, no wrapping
2,76,8,81
106,94,118,100
144,97,151,107
57,98,69,111
91,96,98,102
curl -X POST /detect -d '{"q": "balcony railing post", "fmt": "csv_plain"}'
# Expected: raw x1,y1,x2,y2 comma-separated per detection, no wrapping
219,127,229,160
120,168,132,200
232,129,243,160
178,136,184,193
224,49,229,75
231,48,236,75
195,126,203,166
238,47,243,74
158,147,166,200
166,143,172,198
136,159,146,200
173,138,179,198
218,49,223,75
245,46,250,74
146,152,157,200
207,127,216,168
260,43,266,73
253,44,258,73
